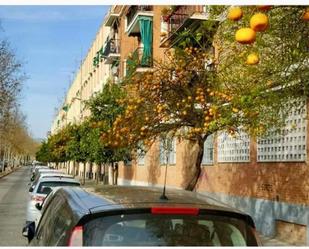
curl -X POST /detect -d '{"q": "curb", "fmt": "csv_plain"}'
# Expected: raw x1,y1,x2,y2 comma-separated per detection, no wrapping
0,166,21,179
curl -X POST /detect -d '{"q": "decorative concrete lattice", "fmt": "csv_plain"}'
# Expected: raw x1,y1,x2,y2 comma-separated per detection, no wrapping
217,130,250,163
202,134,214,165
137,152,145,165
257,99,307,162
137,143,145,165
159,137,176,165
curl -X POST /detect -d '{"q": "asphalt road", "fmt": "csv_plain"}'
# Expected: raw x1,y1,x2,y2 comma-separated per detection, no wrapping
0,166,30,246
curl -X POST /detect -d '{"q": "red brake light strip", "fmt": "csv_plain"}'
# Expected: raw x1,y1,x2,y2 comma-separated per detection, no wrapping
151,207,199,215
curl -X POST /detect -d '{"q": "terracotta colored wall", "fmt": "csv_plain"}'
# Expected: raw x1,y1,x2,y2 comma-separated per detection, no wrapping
119,131,309,205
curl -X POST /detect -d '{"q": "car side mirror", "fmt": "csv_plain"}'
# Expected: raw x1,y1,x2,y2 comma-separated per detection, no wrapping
35,202,42,211
29,186,34,192
22,222,35,242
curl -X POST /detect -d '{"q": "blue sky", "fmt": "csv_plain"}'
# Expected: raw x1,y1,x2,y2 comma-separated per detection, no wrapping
0,5,109,139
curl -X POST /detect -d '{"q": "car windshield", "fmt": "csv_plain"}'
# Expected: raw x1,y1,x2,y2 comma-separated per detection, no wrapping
84,213,257,246
37,181,80,194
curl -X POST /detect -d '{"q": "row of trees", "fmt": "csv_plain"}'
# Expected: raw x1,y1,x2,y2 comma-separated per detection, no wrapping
37,6,309,190
0,37,38,168
36,83,133,178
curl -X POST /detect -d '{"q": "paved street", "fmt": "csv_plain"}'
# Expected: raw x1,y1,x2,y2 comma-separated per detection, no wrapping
0,166,29,246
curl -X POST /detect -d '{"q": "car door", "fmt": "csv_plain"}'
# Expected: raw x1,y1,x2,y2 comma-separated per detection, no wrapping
48,197,75,246
32,194,65,246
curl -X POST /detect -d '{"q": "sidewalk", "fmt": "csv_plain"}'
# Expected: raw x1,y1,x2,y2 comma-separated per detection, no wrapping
0,166,21,179
258,234,293,246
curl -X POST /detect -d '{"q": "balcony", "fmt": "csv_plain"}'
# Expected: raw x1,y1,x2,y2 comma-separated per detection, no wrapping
103,38,120,64
104,7,120,27
126,5,153,36
126,47,153,76
160,6,219,48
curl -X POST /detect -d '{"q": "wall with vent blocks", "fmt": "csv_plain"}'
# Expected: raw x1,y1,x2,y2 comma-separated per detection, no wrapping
117,98,309,243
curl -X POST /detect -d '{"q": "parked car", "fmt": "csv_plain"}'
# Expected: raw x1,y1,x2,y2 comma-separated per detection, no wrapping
23,185,261,246
29,171,74,193
30,168,59,182
32,186,61,225
25,177,80,226
30,165,49,175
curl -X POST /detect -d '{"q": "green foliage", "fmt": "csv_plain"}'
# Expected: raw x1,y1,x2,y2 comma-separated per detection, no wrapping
87,82,125,123
86,82,132,164
38,81,132,165
35,140,51,163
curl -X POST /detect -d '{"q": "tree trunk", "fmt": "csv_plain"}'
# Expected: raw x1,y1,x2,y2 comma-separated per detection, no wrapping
96,163,100,185
111,162,115,185
185,137,205,191
82,162,86,185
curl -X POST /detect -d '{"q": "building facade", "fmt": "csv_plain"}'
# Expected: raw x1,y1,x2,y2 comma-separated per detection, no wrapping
51,5,309,245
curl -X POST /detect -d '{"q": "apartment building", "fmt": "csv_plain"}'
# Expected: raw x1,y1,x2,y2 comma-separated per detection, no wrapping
51,24,110,134
105,6,309,244
52,5,309,244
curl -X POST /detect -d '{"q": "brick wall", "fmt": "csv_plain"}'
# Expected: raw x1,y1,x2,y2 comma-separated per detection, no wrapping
115,5,309,207
118,132,309,206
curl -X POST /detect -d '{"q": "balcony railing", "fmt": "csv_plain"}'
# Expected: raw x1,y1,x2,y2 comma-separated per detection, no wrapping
164,6,203,35
126,5,153,29
126,47,153,76
105,7,120,26
103,38,120,57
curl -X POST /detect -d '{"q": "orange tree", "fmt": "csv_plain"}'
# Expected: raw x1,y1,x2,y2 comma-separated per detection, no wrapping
86,82,132,166
104,6,309,190
36,125,72,166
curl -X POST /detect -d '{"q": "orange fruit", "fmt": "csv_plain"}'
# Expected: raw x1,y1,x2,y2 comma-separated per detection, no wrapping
257,6,272,11
303,9,309,21
250,13,269,32
232,108,239,113
246,53,259,65
227,7,243,21
235,28,256,44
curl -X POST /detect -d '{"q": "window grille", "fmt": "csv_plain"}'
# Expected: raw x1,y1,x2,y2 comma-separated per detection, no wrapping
159,137,176,165
137,143,145,165
217,130,250,162
257,98,307,162
202,134,214,165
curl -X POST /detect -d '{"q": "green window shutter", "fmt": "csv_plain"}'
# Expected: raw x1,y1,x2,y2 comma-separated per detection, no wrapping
139,16,153,67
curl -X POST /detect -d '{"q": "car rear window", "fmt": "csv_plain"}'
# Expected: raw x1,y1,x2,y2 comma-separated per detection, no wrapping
37,181,80,194
83,213,257,246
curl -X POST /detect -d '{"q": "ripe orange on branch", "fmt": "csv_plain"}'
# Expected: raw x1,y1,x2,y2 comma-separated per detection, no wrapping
227,7,243,21
235,28,256,44
250,13,269,32
303,9,309,21
246,53,259,65
257,6,272,11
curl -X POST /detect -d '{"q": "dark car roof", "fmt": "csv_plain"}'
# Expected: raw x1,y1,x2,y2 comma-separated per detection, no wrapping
56,185,254,227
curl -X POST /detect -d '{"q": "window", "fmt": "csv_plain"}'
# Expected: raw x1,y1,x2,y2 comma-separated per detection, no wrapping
84,213,256,246
36,195,65,246
202,134,214,165
37,181,80,194
257,98,307,162
217,130,250,163
159,137,176,165
136,142,146,165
